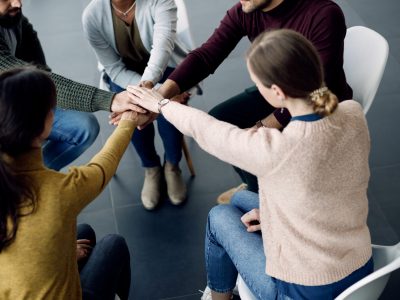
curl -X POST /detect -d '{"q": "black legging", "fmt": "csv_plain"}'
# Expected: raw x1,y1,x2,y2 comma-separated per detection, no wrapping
77,224,131,300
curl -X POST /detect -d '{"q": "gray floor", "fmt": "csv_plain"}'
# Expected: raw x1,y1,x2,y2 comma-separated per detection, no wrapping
23,0,400,299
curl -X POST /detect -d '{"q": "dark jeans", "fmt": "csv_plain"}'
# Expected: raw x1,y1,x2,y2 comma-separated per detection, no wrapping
77,224,131,300
208,86,275,193
106,67,183,168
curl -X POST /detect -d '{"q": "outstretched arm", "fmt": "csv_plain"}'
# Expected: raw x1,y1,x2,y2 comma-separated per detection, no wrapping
127,86,280,177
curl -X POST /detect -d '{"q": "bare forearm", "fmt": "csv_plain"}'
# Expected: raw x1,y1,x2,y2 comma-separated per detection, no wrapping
157,79,181,99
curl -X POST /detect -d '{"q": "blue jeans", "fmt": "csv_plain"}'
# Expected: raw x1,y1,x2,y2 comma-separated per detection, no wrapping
205,191,374,300
43,108,100,171
106,69,182,167
77,224,131,300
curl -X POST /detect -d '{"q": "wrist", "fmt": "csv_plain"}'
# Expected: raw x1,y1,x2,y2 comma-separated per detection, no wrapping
255,119,266,128
158,98,170,114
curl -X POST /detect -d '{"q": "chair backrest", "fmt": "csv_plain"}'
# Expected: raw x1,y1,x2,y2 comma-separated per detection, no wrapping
238,243,400,300
174,0,203,95
175,0,195,50
343,26,389,114
335,243,400,300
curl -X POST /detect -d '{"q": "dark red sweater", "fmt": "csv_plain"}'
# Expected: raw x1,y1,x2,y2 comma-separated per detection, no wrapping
169,0,352,126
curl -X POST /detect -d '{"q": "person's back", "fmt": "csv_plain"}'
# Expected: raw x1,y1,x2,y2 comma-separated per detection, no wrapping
0,166,84,298
0,67,146,299
256,100,371,283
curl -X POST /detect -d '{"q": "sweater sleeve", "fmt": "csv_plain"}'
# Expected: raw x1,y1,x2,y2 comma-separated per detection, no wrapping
162,102,280,177
82,3,142,88
0,16,115,112
62,120,135,213
168,4,245,92
141,0,177,83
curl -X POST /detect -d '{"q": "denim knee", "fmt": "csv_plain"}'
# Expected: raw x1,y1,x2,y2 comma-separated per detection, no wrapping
208,205,236,233
77,113,100,146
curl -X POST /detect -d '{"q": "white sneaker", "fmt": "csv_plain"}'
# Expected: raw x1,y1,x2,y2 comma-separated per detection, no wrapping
200,286,212,300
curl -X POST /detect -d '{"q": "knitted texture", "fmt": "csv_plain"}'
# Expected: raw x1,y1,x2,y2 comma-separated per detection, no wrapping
0,15,114,112
163,100,372,285
0,120,135,299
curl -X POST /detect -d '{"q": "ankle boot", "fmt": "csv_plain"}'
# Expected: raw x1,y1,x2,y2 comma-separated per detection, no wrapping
164,162,186,205
141,166,162,210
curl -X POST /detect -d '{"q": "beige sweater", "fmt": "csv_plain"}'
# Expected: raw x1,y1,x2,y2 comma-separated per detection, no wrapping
163,100,372,285
0,120,135,299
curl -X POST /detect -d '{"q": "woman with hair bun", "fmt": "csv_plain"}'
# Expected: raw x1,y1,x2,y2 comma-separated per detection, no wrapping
127,29,373,300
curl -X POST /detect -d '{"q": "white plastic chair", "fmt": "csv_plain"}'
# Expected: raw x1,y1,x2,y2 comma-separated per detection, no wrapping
237,243,400,300
343,26,389,114
175,0,203,96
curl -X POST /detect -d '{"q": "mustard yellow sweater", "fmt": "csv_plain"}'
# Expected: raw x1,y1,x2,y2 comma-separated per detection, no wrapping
0,120,135,299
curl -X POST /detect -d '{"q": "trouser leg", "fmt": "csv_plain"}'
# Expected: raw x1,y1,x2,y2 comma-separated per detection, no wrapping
80,234,131,300
205,204,277,299
157,114,183,165
43,108,100,171
208,86,275,193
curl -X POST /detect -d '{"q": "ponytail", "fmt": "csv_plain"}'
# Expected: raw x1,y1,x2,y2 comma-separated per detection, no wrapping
309,87,338,117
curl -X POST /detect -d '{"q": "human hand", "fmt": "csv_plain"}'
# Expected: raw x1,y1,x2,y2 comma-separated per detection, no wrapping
171,91,191,104
126,85,163,113
120,110,151,127
139,80,154,89
108,110,158,128
111,90,148,114
240,209,261,232
76,239,93,262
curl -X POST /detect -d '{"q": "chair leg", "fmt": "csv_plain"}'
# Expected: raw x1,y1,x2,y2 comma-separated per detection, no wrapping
182,137,195,177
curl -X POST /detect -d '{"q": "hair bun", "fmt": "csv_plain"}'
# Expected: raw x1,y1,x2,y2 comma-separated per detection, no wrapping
310,86,338,116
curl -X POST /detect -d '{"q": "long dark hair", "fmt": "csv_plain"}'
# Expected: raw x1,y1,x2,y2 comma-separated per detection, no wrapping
0,67,56,252
247,29,338,116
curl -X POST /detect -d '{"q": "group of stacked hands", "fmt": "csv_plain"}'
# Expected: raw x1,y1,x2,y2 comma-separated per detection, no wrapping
0,0,375,299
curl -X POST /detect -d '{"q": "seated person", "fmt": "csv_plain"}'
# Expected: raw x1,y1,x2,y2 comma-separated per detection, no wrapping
126,29,373,300
152,0,353,204
0,67,148,299
82,0,191,210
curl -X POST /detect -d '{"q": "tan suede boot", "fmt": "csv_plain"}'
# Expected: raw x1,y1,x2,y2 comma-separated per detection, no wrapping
216,183,248,204
141,166,162,210
164,162,186,205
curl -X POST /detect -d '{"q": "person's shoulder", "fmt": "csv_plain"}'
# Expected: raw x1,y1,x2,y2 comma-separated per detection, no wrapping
337,100,366,123
226,2,245,18
300,0,344,21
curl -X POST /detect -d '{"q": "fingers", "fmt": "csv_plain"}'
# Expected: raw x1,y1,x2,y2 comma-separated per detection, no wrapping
240,209,261,232
129,104,147,113
76,239,91,245
137,113,158,129
109,112,122,125
247,223,261,232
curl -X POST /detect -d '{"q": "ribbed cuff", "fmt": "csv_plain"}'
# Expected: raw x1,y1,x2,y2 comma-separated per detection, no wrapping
92,89,115,112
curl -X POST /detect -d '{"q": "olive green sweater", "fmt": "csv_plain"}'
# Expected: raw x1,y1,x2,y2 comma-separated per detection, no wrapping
0,120,135,299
